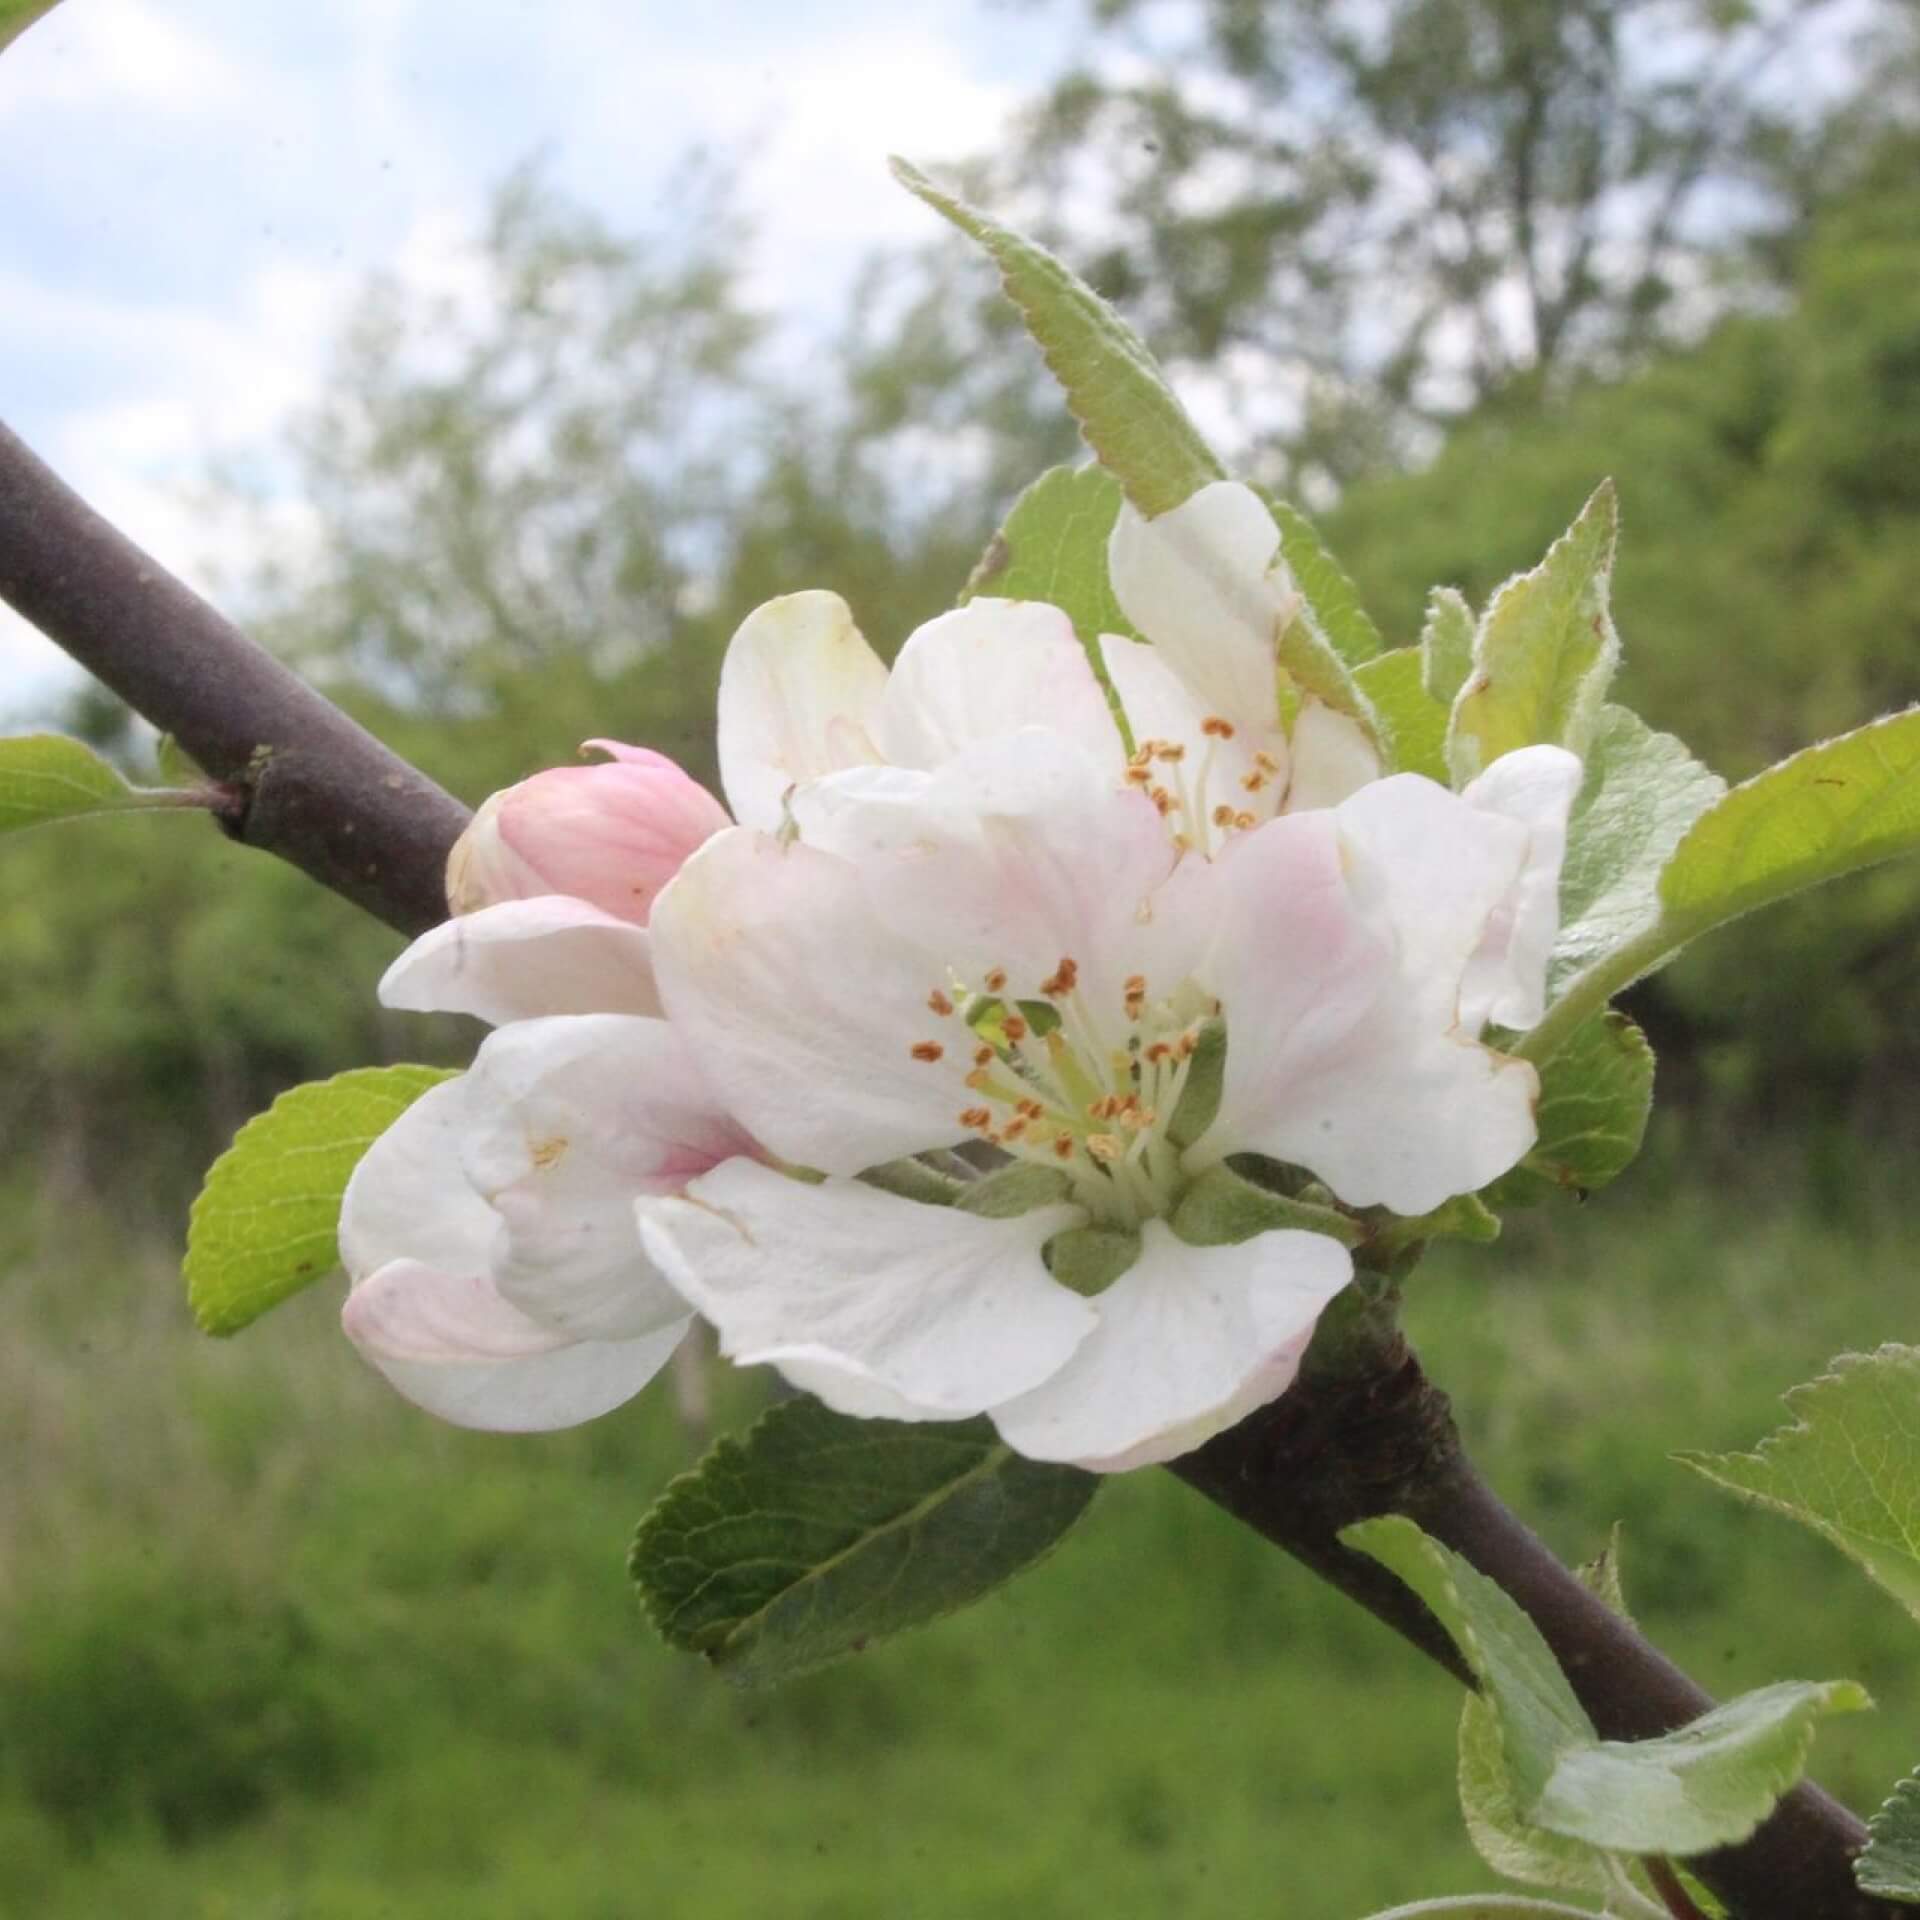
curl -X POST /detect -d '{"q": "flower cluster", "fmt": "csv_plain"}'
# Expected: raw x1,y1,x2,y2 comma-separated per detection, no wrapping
341,482,1579,1469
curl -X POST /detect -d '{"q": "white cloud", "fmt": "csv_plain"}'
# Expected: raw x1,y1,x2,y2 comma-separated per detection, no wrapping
0,1,1071,720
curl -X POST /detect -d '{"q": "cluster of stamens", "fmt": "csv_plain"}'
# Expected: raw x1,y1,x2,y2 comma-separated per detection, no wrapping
1123,719,1282,854
910,952,1216,1225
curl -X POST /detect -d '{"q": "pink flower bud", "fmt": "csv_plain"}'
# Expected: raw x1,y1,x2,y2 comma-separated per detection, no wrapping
446,741,730,925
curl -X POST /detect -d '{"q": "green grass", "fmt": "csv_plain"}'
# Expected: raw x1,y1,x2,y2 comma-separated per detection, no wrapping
2,1128,1917,1918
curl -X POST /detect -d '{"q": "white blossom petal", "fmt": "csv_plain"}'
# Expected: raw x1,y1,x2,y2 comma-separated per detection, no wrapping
880,599,1124,772
343,1258,686,1432
339,1079,685,1430
340,1075,494,1278
456,1015,754,1340
1332,773,1535,1030
1460,746,1583,1030
788,729,1190,1020
1285,699,1382,812
649,827,979,1175
1108,480,1292,733
990,1220,1351,1470
1188,807,1538,1213
716,590,888,830
379,896,660,1025
637,1161,1094,1418
1098,632,1280,828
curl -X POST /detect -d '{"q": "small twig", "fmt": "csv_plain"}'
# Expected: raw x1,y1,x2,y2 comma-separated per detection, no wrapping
0,419,471,934
1644,1858,1708,1920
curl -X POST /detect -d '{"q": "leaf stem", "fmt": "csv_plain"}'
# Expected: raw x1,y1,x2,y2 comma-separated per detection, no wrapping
1644,1858,1709,1920
1516,922,1675,1065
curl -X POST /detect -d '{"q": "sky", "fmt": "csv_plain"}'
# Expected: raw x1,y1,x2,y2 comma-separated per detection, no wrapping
0,0,1077,717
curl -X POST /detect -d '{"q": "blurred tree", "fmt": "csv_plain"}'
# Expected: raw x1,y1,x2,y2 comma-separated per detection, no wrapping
1321,140,1920,1110
970,0,1919,495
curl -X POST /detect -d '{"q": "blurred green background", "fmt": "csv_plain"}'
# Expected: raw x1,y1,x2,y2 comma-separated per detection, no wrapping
5,2,1920,1913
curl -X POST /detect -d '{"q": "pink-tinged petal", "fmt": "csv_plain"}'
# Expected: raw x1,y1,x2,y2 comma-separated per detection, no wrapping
637,1161,1094,1418
1098,632,1282,831
1187,811,1395,1160
343,1258,686,1432
788,730,1191,1023
1460,745,1583,1031
1108,480,1293,734
989,1220,1351,1470
1284,699,1381,812
339,1076,494,1279
338,1078,686,1430
880,599,1124,773
649,827,978,1175
1332,773,1534,1030
1189,806,1539,1211
456,1015,755,1340
716,590,888,830
447,744,729,925
380,896,660,1025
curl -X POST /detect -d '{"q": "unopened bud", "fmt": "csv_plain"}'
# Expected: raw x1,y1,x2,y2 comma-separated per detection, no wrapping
446,740,730,924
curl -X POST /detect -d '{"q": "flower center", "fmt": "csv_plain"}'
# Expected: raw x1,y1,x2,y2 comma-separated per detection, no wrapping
916,955,1219,1229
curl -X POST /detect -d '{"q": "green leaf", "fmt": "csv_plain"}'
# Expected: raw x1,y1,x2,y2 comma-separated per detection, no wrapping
1858,1767,1920,1902
0,733,146,833
1532,1680,1868,1855
965,464,1137,641
1447,484,1620,785
1354,646,1451,784
1344,1516,1863,1858
1344,1516,1591,1809
1270,499,1383,666
1458,1689,1614,1895
631,1397,1097,1684
1549,706,1726,999
1679,1346,1920,1625
1277,597,1380,739
1520,707,1920,1066
185,1065,455,1335
1574,1527,1632,1623
1421,586,1477,711
1483,1013,1653,1209
1659,706,1920,933
0,0,64,56
963,463,1139,754
891,158,1222,516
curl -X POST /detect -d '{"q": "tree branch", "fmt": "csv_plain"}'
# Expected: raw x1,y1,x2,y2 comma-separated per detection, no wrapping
0,419,471,936
0,430,1891,1917
1172,1323,1892,1920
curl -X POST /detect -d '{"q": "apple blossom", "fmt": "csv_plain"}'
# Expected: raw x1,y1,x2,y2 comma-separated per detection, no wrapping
715,479,1381,861
446,738,730,924
638,699,1580,1471
341,1012,755,1430
339,741,750,1430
